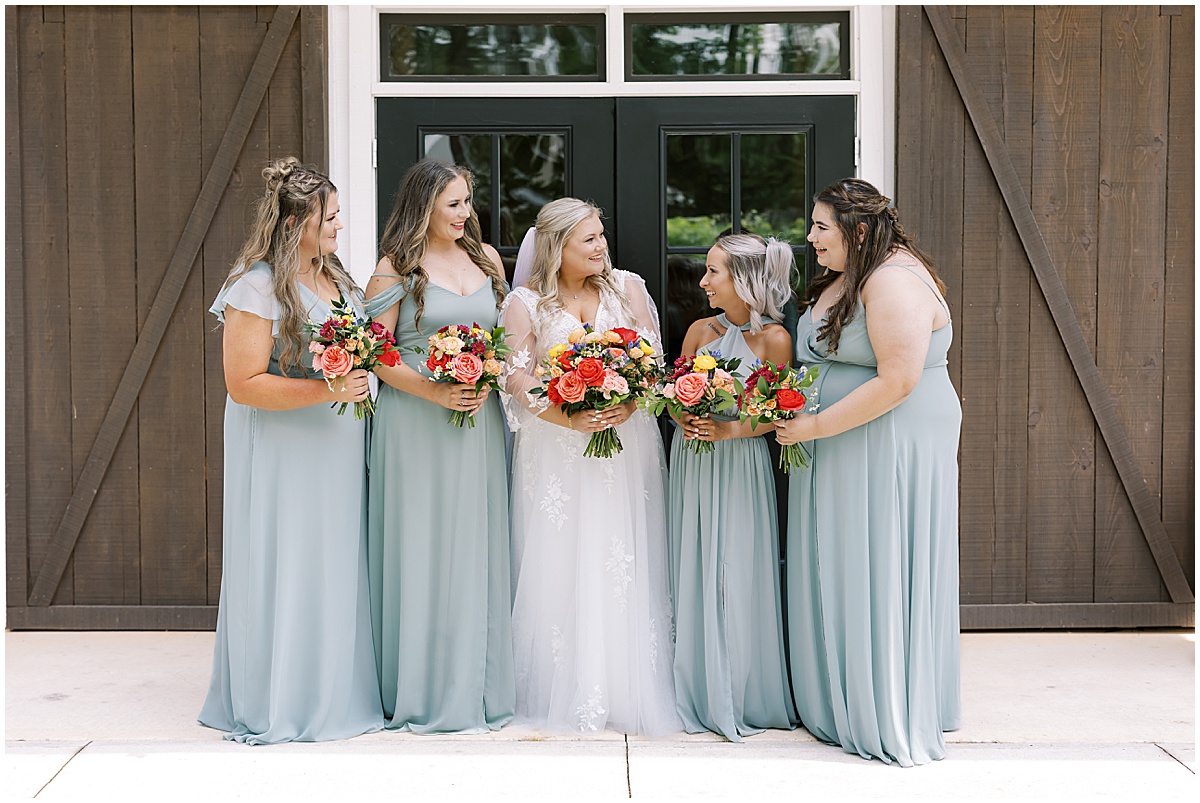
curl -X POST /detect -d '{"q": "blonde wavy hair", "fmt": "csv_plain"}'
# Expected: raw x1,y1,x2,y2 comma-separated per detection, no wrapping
525,198,632,322
378,159,507,332
223,156,355,375
713,233,794,333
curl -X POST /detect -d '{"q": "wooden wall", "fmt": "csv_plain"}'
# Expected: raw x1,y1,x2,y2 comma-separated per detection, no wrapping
6,6,327,629
897,6,1194,628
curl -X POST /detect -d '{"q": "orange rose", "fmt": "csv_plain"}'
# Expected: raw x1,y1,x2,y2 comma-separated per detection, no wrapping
575,357,605,387
557,371,588,403
319,345,354,378
673,372,709,406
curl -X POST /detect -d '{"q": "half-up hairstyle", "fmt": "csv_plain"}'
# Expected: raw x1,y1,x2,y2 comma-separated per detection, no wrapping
525,197,632,322
378,159,507,332
801,177,944,353
713,233,794,333
224,156,355,375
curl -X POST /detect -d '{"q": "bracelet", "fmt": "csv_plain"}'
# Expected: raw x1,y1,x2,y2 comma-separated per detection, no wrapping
567,412,574,430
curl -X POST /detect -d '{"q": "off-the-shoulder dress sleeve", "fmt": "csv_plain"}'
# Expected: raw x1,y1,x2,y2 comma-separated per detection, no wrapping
616,270,664,357
497,288,551,431
210,262,282,336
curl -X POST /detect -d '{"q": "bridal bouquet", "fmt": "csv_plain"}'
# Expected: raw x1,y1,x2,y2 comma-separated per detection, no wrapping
640,352,741,455
419,322,512,428
533,324,661,458
306,295,401,419
737,360,819,473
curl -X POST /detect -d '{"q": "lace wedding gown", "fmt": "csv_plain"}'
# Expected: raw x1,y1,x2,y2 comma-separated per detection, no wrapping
499,270,683,736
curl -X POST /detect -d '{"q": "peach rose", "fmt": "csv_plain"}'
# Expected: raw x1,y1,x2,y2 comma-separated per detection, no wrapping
673,372,709,406
482,358,503,377
557,371,588,403
451,352,483,384
319,345,354,378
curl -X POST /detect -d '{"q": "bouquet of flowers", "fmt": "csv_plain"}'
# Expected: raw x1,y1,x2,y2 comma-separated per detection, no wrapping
306,295,401,419
737,360,820,473
532,324,661,458
640,352,742,455
419,322,512,428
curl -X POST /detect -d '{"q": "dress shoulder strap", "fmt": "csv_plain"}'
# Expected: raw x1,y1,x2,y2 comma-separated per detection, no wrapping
879,262,950,319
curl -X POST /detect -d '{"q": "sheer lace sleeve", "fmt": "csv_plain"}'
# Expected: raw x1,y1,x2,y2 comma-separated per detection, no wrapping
498,288,551,431
617,270,664,357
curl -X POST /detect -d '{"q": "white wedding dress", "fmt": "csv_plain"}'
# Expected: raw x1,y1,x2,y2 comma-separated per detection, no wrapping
499,270,683,736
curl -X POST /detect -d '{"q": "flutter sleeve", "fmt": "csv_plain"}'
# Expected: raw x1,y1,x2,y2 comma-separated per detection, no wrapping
617,270,664,357
498,289,551,431
209,262,281,336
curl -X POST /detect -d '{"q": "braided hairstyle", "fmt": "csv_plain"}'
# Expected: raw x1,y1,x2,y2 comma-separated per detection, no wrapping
224,156,356,375
378,159,507,332
801,177,944,353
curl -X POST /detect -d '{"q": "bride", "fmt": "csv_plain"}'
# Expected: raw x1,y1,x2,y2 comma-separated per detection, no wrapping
499,198,682,736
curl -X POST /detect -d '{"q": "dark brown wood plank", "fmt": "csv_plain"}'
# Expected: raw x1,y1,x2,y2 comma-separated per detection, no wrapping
1160,6,1194,590
199,6,271,605
1028,6,1101,603
6,5,29,609
42,7,63,24
63,6,141,605
28,6,302,607
299,5,327,169
7,604,218,630
924,5,1192,604
15,6,75,606
961,602,1193,630
268,13,303,160
1094,5,1170,603
895,7,924,215
132,6,207,605
958,5,1033,605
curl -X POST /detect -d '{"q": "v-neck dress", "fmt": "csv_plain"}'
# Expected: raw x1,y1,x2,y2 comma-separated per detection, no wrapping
787,265,962,766
667,315,797,742
364,276,516,733
200,261,384,744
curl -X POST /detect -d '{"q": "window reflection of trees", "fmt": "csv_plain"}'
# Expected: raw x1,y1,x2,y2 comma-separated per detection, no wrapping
631,22,842,77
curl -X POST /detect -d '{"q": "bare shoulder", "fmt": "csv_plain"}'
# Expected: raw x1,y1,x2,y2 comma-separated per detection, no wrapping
759,321,793,349
681,315,719,355
863,256,931,304
481,242,504,270
374,254,399,275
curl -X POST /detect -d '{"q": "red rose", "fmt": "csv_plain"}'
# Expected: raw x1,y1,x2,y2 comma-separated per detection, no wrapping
612,327,640,345
673,372,709,406
557,371,588,403
379,343,400,367
547,377,564,405
575,357,605,387
776,388,805,411
557,351,575,371
451,352,484,384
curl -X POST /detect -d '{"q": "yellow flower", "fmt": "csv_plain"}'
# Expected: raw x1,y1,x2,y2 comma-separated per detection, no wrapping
693,354,717,372
548,343,568,360
482,330,492,340
639,340,655,356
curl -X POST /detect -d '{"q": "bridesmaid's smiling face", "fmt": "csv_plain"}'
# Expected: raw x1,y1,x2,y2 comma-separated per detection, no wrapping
298,191,343,261
699,244,747,316
428,175,472,245
807,201,849,272
558,214,608,281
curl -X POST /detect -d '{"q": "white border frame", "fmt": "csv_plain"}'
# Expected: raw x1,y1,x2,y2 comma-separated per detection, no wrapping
329,2,896,286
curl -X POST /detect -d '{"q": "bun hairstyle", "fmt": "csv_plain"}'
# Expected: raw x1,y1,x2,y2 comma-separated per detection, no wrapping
224,156,355,375
712,233,794,333
378,159,507,332
524,197,632,322
801,177,944,353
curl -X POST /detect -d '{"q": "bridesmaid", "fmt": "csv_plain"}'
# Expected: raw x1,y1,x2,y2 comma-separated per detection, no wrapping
776,178,961,766
366,159,516,733
668,234,797,742
200,157,384,744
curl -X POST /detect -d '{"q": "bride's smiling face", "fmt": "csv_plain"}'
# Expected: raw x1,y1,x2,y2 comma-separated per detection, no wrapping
558,214,608,281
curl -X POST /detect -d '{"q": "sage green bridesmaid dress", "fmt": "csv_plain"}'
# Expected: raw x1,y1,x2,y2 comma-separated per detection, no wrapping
200,261,384,744
667,314,797,742
787,265,961,766
365,277,515,734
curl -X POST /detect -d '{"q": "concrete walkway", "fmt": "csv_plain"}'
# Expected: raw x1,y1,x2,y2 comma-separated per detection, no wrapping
4,631,1195,800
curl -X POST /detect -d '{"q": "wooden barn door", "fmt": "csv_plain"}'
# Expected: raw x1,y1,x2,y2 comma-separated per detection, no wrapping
5,6,328,629
897,6,1194,628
